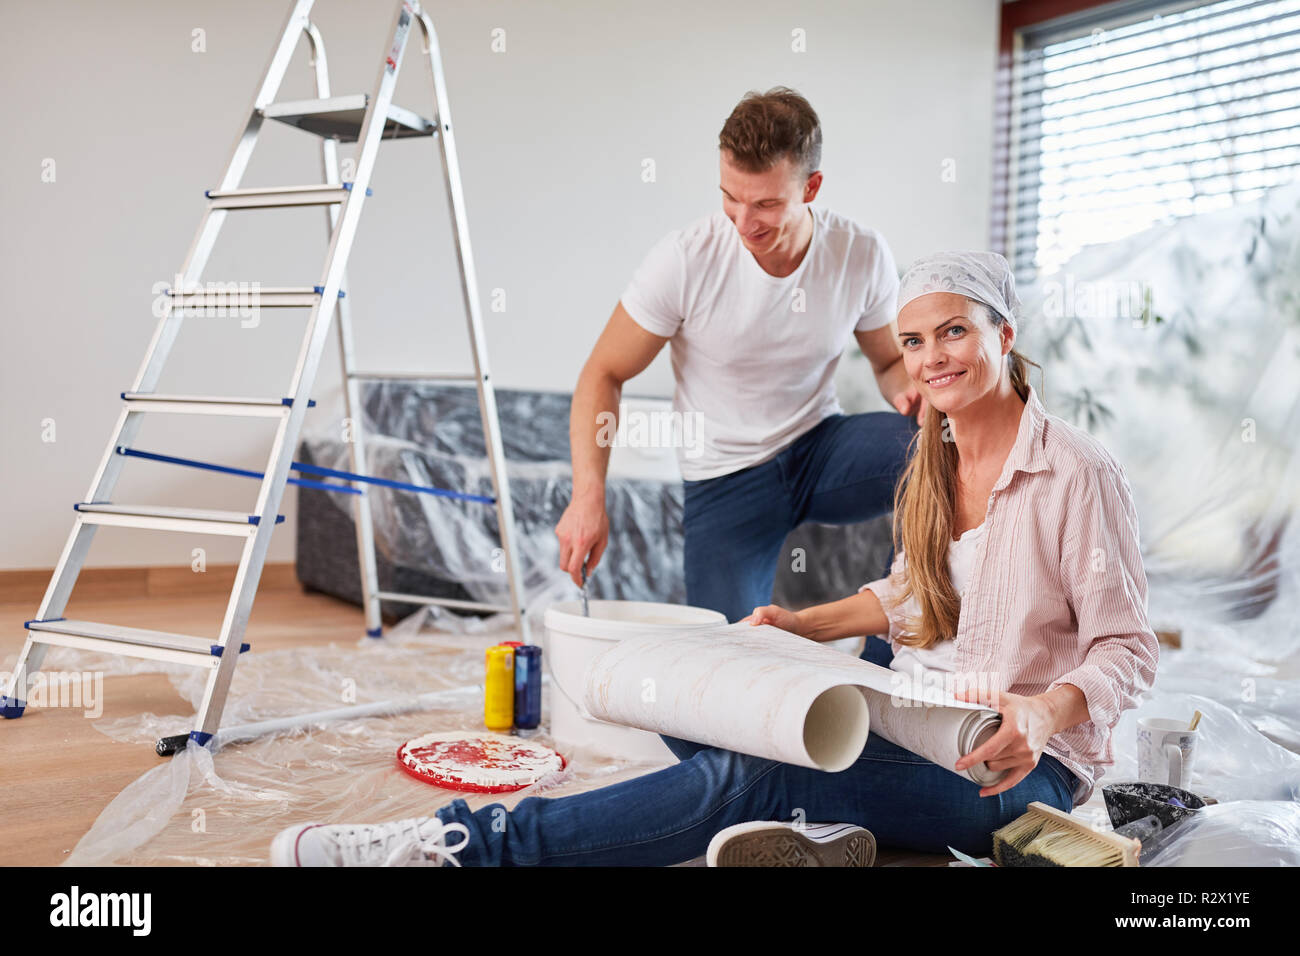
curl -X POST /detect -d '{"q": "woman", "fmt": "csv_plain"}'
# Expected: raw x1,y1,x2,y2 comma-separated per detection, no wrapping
271,252,1159,867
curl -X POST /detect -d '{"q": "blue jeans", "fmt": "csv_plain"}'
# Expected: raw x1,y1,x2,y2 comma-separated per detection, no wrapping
432,722,1079,866
682,411,917,624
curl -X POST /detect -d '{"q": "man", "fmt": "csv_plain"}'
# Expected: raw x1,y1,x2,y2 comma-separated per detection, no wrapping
555,87,923,625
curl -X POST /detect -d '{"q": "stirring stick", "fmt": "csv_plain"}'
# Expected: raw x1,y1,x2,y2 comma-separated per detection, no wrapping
581,559,590,617
1188,710,1202,732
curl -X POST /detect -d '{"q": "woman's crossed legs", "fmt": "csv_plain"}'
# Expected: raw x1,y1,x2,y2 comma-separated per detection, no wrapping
432,732,1076,866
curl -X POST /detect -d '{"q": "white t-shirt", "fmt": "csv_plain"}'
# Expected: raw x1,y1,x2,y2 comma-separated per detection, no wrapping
871,523,985,680
620,205,899,481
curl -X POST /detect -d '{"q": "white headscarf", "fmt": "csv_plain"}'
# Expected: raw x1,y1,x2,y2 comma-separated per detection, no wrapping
897,251,1021,331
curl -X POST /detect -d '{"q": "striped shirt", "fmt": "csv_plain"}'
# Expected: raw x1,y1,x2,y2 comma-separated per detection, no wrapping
860,382,1160,807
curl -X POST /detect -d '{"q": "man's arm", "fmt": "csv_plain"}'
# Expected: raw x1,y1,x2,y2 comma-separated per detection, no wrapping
854,325,923,422
556,302,669,585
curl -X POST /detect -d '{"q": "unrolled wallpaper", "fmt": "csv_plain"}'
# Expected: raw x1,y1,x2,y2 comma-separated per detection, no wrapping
582,622,1005,785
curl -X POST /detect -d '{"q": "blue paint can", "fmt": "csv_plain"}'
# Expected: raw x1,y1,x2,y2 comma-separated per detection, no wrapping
513,644,542,731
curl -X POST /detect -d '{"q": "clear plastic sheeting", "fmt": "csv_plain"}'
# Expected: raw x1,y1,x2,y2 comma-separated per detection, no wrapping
1142,802,1300,867
1016,179,1300,660
65,615,674,866
295,385,689,618
1107,690,1300,805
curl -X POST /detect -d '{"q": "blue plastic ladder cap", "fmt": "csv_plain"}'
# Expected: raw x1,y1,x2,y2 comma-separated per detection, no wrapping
188,731,214,747
366,626,383,639
0,696,25,719
312,286,347,298
208,642,251,657
280,398,317,407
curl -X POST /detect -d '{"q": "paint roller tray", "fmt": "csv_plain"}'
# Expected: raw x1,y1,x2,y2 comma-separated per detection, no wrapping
1103,782,1209,830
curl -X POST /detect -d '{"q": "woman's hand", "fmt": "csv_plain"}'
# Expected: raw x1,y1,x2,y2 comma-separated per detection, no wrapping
950,687,1060,798
743,604,805,637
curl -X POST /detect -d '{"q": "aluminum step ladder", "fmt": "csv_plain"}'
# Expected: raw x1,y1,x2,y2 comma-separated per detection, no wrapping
1,0,531,754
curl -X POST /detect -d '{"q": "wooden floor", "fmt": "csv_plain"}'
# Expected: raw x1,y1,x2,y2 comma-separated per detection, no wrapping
0,565,950,867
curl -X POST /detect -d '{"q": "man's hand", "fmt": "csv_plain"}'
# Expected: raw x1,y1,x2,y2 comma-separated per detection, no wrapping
891,384,928,427
555,490,609,587
743,604,806,637
879,359,927,427
950,687,1059,798
854,329,927,427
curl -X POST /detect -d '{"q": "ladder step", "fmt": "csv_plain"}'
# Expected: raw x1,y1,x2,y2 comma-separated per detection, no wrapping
375,591,513,614
167,286,344,309
260,94,435,142
121,393,315,417
24,619,249,668
205,183,371,209
73,503,283,535
347,371,478,382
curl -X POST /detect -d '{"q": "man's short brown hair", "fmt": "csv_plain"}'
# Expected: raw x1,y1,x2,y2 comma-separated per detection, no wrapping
718,87,822,179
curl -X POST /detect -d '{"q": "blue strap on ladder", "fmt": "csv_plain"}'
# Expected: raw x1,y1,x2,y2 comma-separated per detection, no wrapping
113,447,497,505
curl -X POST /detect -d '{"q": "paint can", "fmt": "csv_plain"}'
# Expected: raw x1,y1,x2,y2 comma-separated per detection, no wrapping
484,644,514,732
513,645,542,733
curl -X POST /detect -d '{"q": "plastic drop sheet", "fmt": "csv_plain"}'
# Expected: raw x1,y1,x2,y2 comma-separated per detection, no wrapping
295,384,690,615
1015,179,1300,661
62,612,674,866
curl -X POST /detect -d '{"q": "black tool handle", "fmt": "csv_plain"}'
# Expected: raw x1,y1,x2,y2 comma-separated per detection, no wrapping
156,734,190,757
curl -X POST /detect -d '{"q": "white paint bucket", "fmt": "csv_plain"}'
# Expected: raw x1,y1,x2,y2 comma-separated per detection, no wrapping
543,599,727,762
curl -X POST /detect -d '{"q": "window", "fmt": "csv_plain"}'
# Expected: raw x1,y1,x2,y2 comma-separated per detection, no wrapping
1000,0,1300,280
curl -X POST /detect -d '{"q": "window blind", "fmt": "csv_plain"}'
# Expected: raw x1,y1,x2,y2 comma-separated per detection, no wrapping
1008,0,1300,279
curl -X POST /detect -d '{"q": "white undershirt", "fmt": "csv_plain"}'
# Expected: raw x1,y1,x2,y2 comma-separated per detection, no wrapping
887,522,985,679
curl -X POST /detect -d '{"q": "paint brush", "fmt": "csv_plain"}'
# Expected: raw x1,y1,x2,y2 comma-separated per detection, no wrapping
581,559,590,617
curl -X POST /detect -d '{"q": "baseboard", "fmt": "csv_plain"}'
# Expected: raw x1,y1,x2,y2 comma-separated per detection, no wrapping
0,562,300,604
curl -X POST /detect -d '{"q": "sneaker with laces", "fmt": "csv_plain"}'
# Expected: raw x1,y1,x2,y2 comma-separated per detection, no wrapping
706,821,876,867
270,816,471,867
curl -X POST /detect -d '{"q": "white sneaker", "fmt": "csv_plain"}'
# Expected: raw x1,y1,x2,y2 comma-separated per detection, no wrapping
270,817,471,867
706,821,876,867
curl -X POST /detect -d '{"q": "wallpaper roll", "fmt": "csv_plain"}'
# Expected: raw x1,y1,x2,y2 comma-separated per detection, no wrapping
582,621,1005,784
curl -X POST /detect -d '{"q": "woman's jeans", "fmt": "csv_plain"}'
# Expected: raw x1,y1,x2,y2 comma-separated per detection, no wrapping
433,634,1079,866
682,411,917,624
433,720,1078,866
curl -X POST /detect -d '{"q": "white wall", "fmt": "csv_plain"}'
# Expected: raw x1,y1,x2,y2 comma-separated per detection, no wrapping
0,0,1000,570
